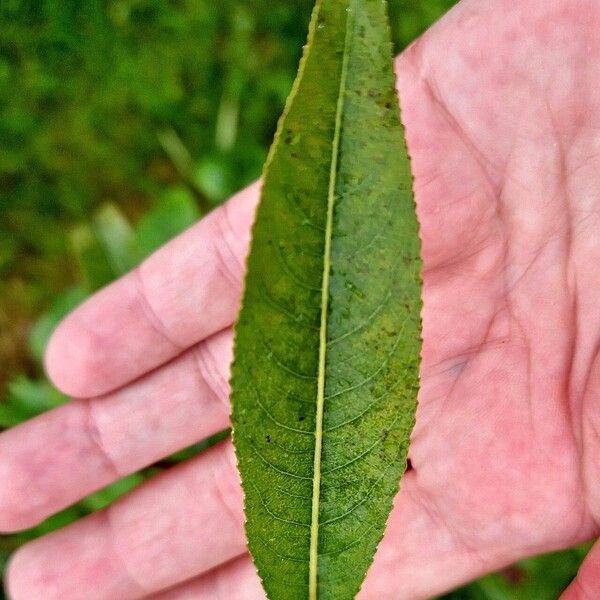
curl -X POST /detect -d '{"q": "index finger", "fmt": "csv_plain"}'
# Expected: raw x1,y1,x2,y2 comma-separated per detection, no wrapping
45,183,260,398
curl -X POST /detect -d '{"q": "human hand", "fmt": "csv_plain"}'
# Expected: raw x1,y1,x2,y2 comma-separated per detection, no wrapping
3,0,600,598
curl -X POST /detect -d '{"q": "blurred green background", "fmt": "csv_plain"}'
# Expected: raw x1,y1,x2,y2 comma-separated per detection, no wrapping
0,0,586,598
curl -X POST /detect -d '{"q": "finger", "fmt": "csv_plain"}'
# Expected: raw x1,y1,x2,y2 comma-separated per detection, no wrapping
45,182,259,399
6,440,247,600
560,542,599,600
149,556,265,600
0,328,232,533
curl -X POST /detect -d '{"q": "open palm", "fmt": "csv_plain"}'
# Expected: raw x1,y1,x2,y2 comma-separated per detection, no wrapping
3,0,600,598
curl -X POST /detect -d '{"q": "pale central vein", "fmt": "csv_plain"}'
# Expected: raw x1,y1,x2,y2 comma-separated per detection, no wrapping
308,3,355,598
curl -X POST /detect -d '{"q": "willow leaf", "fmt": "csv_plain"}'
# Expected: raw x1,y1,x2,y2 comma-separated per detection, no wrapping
230,0,422,598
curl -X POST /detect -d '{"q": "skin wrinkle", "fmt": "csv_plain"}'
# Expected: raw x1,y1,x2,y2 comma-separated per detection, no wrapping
84,398,123,480
412,169,441,194
494,137,547,446
524,98,584,518
211,445,245,537
422,228,497,277
423,306,515,430
421,308,526,381
409,479,488,570
421,76,501,193
571,208,600,242
412,77,505,345
572,578,598,600
568,148,600,182
423,344,472,426
501,115,593,551
414,166,482,212
421,355,469,380
105,507,150,598
134,266,185,353
566,288,581,443
220,199,249,279
192,340,231,413
499,253,536,441
501,192,583,293
545,96,575,287
202,557,262,600
212,239,243,292
553,105,600,463
211,203,247,293
570,225,600,411
581,343,600,527
412,69,508,377
211,566,228,600
415,303,527,440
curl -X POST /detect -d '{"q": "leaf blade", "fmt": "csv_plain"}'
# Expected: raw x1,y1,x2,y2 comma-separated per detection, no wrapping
231,1,422,598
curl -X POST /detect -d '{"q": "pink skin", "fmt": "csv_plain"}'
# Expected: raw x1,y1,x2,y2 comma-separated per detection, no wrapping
3,0,600,597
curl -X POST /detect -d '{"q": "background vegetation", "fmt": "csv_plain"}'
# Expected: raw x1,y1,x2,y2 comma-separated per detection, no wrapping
0,0,586,597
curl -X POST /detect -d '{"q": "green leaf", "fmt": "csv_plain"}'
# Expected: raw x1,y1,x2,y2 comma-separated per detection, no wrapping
135,187,201,257
230,1,422,599
71,203,142,293
0,376,67,428
93,204,141,275
71,224,117,292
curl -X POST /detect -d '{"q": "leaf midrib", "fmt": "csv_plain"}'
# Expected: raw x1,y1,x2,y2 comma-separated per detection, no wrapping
308,3,356,598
